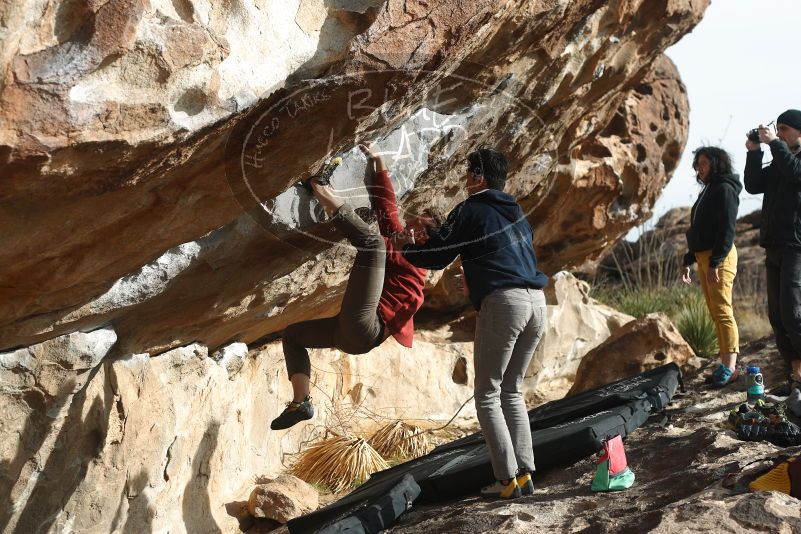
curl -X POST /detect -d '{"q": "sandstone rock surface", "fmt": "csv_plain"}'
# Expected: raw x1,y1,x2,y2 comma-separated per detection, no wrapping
0,272,631,533
247,474,318,523
568,312,698,396
0,329,479,533
1,0,705,356
211,341,248,379
526,271,634,402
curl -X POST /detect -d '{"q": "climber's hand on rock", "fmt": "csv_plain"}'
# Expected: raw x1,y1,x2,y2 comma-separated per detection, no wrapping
359,142,386,172
359,143,377,159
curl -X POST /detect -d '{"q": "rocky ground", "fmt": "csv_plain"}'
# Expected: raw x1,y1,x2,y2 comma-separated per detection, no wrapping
379,337,801,533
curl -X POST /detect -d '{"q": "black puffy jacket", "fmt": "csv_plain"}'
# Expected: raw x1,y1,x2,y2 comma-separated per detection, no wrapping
744,139,801,250
682,173,742,268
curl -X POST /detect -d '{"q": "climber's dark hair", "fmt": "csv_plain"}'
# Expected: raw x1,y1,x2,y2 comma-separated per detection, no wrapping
420,206,446,228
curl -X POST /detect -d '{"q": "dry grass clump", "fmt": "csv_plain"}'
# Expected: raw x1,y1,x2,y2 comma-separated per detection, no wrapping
736,307,773,343
368,420,432,460
291,435,389,494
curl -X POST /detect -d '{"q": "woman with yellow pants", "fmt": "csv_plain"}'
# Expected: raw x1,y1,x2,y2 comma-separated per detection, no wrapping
680,146,742,387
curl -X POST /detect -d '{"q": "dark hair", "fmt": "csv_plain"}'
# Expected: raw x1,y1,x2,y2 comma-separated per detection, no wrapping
692,146,734,183
418,206,447,241
467,147,508,190
420,206,446,227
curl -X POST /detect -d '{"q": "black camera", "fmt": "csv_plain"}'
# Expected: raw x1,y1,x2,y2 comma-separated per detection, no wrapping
748,121,775,144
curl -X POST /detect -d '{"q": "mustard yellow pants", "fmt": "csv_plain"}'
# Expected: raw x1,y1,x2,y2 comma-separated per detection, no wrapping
695,247,739,354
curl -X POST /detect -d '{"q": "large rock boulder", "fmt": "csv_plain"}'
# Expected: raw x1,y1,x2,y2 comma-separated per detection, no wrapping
0,331,481,533
525,271,634,402
0,0,705,356
0,270,637,532
568,312,698,396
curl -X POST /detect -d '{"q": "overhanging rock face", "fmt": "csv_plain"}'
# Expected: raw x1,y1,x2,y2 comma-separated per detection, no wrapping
1,0,706,355
266,106,472,231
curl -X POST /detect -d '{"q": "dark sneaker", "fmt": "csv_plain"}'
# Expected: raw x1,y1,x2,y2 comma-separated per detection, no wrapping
738,422,768,442
770,382,793,397
300,157,343,193
480,478,521,499
516,470,534,496
769,378,801,397
270,396,314,430
728,403,767,432
317,156,342,185
767,420,801,446
754,400,789,424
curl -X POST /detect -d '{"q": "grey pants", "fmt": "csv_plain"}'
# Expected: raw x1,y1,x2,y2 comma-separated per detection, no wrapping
283,204,387,378
474,287,547,481
766,247,801,370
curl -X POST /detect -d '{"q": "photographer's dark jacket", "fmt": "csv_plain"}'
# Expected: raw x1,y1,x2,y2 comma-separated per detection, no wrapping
401,189,549,310
744,139,801,250
683,173,742,268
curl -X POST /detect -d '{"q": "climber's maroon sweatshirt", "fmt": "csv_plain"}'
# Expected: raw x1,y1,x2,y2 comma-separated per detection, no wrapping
371,169,427,348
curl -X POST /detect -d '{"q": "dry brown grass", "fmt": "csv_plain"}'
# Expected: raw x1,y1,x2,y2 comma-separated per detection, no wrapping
368,420,432,460
290,434,389,493
736,307,773,343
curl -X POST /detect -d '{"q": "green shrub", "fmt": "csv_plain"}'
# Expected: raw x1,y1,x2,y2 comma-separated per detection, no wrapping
592,283,719,357
675,292,718,357
592,284,695,319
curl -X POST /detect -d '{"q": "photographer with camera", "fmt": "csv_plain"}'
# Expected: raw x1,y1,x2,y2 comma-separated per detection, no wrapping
744,109,801,401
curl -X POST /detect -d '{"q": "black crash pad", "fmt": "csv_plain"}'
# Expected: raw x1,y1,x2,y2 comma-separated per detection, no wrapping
287,363,682,533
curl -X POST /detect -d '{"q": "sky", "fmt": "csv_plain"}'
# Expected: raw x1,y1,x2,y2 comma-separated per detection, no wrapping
628,0,800,239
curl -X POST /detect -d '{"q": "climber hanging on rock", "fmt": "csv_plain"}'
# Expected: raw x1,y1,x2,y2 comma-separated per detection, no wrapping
270,143,444,430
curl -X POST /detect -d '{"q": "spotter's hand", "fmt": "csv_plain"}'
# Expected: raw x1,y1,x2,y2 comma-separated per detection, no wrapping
758,125,777,144
392,229,415,249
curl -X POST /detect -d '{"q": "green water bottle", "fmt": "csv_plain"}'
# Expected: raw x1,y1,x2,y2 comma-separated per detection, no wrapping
746,366,764,404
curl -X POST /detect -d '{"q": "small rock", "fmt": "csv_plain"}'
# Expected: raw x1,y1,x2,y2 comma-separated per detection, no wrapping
247,474,319,523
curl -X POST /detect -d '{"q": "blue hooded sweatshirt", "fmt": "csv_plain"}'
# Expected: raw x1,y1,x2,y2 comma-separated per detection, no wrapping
402,189,548,310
